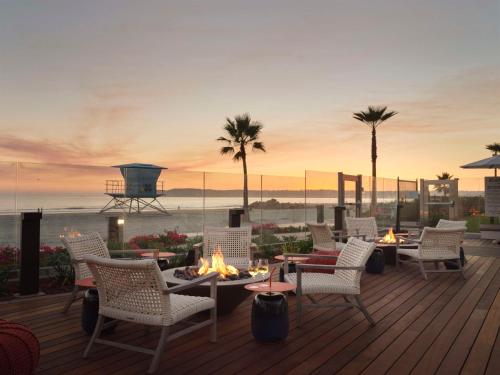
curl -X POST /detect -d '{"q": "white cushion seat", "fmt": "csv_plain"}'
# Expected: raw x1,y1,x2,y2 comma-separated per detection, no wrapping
284,272,359,295
397,247,458,261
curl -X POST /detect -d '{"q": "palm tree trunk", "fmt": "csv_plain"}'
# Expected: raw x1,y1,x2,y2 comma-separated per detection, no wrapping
241,149,249,221
371,127,377,216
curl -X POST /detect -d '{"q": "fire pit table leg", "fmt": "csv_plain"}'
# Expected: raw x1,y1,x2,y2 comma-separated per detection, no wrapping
251,292,289,342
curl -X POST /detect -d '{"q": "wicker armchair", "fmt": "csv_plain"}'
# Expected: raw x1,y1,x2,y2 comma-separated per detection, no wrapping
60,232,111,313
345,217,381,241
83,255,217,374
436,219,467,229
194,226,255,269
396,227,465,279
284,237,376,327
307,223,345,251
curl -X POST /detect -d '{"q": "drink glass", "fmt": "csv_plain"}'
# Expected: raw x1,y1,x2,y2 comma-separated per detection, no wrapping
258,259,269,274
248,260,259,277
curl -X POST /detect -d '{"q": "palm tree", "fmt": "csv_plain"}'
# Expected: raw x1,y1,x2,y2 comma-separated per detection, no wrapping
486,142,500,177
435,172,453,198
217,114,266,218
353,106,397,213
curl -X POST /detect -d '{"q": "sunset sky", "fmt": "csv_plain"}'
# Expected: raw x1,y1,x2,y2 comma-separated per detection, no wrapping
0,0,499,182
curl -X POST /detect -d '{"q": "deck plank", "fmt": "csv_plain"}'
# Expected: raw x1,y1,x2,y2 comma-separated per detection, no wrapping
360,257,485,374
386,256,497,374
1,255,497,375
461,289,500,375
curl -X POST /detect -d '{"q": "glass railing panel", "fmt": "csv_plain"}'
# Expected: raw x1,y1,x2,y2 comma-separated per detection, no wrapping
257,174,307,257
305,170,338,225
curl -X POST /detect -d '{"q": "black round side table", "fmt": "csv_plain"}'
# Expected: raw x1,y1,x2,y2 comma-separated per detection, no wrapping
245,282,295,342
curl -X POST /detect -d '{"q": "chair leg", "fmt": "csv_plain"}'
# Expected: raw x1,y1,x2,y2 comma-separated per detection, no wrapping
63,285,79,314
296,290,302,328
148,326,169,374
458,258,466,280
343,295,353,307
355,295,375,326
83,314,104,358
418,260,427,280
209,306,217,343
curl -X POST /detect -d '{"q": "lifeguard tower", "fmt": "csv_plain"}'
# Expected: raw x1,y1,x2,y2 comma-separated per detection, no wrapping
100,163,169,214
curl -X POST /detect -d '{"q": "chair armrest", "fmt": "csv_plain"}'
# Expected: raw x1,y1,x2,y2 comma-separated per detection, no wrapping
296,264,365,271
283,253,315,258
396,235,421,244
164,272,218,294
295,253,339,259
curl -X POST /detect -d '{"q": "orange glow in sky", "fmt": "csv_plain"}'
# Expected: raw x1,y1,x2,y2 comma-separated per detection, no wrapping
0,1,498,189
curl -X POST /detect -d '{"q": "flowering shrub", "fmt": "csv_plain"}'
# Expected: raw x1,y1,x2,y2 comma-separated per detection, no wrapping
128,231,188,250
0,246,18,267
128,235,162,250
160,231,187,246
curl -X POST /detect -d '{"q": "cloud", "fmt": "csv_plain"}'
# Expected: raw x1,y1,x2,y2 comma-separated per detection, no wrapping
0,135,125,164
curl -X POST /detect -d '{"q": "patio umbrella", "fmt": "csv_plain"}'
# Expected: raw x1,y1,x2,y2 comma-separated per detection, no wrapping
461,155,500,176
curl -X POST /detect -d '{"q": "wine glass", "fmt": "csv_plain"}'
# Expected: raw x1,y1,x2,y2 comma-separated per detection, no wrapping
258,259,269,274
248,260,259,277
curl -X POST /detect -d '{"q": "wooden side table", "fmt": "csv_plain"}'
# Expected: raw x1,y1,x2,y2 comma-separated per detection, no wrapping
140,252,176,270
245,281,296,342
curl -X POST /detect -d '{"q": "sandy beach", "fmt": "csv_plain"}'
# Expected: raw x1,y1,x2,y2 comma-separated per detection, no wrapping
0,206,328,247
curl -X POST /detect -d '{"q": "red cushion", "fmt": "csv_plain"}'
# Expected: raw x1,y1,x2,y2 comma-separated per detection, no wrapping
0,319,40,374
302,250,340,274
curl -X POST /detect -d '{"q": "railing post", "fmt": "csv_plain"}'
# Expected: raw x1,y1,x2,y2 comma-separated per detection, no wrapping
19,210,43,295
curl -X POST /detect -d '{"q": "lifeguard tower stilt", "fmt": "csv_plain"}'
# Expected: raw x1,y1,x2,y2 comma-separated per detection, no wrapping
100,163,169,214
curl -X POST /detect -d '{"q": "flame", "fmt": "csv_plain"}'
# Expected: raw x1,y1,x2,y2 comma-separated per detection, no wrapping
197,247,239,279
382,227,396,243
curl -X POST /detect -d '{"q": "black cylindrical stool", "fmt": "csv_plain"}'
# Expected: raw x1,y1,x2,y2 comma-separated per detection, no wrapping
366,249,385,274
82,289,116,335
82,289,100,334
251,292,289,342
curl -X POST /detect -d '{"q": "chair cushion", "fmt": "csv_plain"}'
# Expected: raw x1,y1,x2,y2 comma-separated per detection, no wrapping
168,294,215,325
397,247,459,260
284,272,359,295
100,290,215,326
301,250,340,274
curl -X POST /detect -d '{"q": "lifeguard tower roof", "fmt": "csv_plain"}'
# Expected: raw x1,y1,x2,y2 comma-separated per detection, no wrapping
112,163,167,170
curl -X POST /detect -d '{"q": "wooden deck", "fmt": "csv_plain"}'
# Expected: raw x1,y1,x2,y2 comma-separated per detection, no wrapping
1,255,499,375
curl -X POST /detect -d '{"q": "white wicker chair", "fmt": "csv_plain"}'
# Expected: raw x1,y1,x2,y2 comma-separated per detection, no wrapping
284,237,376,327
60,232,110,313
194,226,255,269
345,217,380,241
396,227,465,280
436,219,467,229
307,223,345,251
83,255,217,374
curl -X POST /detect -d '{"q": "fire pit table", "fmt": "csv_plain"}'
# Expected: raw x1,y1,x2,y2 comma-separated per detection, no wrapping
162,267,269,315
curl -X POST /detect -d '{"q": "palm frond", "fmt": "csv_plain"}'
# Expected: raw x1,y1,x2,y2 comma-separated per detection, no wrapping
354,106,397,127
252,142,266,152
486,143,500,154
232,150,244,161
217,136,233,144
220,146,235,155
